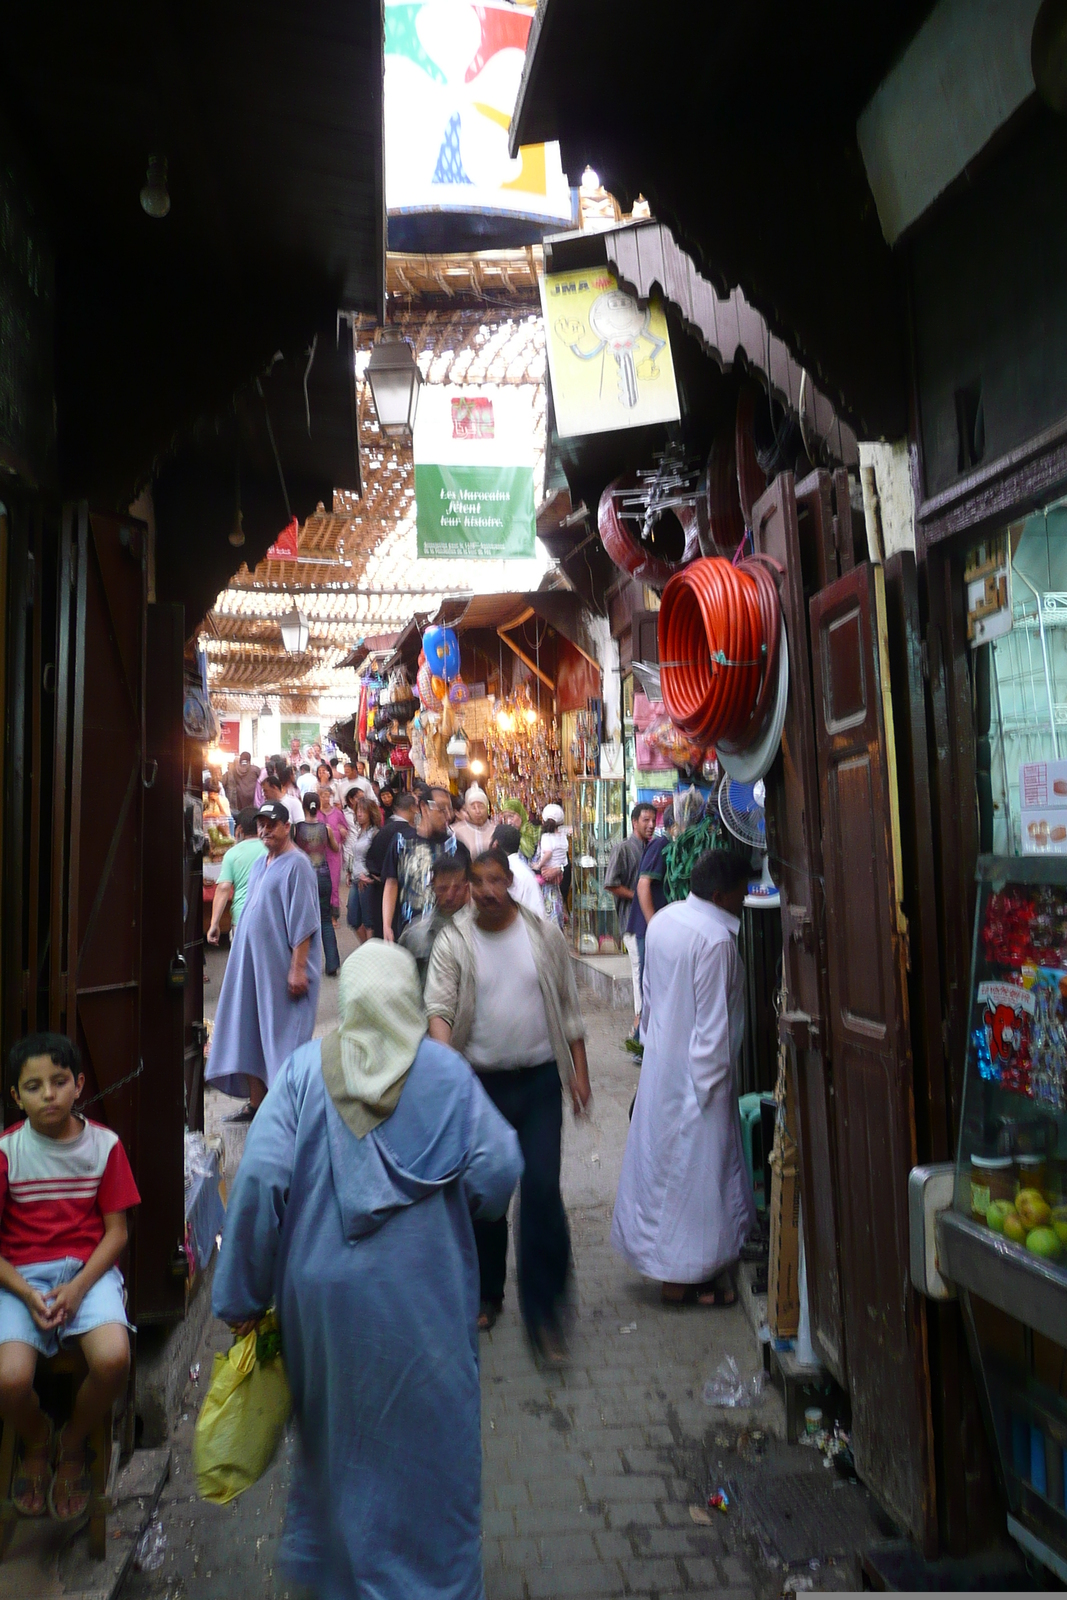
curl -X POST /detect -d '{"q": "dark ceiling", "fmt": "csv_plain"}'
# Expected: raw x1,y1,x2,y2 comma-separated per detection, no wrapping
511,0,935,441
1,0,385,625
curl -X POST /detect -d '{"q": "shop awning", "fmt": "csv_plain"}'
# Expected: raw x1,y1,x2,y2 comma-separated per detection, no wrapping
511,1,936,440
546,222,858,468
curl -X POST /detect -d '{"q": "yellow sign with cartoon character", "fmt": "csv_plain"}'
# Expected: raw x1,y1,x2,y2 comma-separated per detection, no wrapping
540,267,681,438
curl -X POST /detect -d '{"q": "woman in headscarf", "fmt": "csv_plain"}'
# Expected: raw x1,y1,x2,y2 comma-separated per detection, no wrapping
213,942,522,1599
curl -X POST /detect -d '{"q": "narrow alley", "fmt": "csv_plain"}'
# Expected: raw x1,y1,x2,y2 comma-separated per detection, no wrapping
107,931,889,1600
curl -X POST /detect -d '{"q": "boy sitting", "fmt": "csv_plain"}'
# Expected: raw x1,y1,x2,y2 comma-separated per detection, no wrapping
0,1033,139,1520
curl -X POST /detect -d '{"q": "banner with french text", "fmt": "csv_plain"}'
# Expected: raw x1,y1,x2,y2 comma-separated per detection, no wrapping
414,387,535,559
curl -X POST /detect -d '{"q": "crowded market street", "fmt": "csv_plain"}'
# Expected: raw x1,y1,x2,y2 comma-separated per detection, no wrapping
111,928,882,1600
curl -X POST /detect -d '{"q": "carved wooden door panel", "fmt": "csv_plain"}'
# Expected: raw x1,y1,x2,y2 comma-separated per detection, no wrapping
753,473,846,1385
810,561,936,1549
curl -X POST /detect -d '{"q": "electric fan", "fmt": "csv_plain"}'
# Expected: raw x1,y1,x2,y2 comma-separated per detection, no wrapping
717,776,778,901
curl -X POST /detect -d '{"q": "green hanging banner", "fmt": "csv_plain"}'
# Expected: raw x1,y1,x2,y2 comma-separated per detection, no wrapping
414,388,535,560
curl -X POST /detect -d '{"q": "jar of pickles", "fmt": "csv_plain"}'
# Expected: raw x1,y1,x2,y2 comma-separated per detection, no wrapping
1015,1152,1048,1196
970,1153,1014,1220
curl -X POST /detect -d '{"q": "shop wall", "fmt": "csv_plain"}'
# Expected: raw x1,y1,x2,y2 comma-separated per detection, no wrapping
910,107,1067,501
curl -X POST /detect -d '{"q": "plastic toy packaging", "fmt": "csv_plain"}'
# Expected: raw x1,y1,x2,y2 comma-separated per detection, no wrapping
645,711,706,769
976,980,1033,1095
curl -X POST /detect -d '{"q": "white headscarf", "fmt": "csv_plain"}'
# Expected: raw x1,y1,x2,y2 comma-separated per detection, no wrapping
321,942,427,1138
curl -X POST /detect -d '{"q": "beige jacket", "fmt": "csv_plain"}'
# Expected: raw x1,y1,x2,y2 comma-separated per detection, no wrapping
424,903,586,1084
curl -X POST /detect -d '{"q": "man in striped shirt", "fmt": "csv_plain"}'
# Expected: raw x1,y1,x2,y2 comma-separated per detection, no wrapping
0,1033,139,1520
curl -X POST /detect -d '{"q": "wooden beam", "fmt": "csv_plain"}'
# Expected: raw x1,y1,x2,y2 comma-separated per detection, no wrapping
497,624,554,691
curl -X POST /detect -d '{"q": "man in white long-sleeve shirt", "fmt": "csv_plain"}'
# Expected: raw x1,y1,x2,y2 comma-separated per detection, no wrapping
611,849,756,1305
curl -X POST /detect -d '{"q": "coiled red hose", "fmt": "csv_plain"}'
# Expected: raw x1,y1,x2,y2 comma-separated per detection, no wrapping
657,555,782,750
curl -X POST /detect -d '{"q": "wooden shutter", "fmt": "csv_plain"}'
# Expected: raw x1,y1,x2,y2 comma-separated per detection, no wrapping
809,560,936,1549
752,473,847,1386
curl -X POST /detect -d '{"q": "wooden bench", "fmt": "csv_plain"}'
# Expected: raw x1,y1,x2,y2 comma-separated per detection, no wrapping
0,1348,112,1558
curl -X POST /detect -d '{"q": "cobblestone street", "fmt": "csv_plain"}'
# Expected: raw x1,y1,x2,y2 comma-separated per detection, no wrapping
124,938,799,1600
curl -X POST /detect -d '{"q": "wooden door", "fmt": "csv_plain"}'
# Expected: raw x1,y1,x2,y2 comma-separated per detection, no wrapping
138,603,187,1320
753,472,846,1385
809,560,936,1550
62,507,151,1313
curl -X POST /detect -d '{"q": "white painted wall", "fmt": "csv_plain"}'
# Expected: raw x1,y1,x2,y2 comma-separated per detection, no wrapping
858,440,917,558
585,612,621,742
858,0,1040,245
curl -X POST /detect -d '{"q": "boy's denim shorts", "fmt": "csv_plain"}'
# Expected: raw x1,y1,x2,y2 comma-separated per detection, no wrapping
0,1257,132,1357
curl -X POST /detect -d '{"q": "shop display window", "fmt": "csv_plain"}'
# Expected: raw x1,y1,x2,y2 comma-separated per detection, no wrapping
984,499,1067,856
565,778,623,954
954,857,1067,1555
955,858,1067,1263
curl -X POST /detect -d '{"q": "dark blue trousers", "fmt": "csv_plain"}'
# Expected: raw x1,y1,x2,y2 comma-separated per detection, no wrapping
473,1059,570,1340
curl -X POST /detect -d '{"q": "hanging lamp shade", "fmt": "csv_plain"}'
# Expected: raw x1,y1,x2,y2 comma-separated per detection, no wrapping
366,332,421,438
280,605,309,654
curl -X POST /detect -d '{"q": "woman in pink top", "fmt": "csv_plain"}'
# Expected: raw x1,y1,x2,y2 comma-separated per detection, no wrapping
318,784,349,912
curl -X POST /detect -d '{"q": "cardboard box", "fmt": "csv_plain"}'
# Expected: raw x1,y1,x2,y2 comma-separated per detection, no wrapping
1021,761,1067,810
768,1151,800,1338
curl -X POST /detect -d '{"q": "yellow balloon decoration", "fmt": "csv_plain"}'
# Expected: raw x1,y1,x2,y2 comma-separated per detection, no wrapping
430,674,447,700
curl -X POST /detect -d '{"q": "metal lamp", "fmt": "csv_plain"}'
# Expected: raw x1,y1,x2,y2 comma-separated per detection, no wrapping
280,606,309,654
366,331,421,438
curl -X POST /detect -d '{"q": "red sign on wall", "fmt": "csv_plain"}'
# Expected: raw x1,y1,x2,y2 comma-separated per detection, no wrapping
219,718,240,754
267,517,299,561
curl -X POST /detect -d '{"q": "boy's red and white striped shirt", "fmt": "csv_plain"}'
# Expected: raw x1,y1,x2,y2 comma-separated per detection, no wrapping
0,1117,140,1267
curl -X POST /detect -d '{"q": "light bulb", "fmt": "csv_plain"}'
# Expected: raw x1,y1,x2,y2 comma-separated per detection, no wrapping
140,155,171,219
228,509,245,547
469,758,486,775
524,707,538,725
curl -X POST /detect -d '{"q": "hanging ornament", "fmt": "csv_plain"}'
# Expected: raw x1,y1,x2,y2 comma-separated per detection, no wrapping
448,677,470,706
417,662,436,707
430,673,447,701
423,626,461,681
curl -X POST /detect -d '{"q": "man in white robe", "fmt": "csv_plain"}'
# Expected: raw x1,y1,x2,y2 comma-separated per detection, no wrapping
611,849,756,1303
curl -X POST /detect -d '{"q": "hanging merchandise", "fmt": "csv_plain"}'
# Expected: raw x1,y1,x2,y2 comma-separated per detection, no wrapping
485,688,564,815
423,625,461,680
416,660,437,707
658,554,788,781
598,449,708,589
448,677,470,706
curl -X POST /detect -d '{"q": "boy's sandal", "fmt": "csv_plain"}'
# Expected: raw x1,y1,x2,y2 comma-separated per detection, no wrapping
48,1426,93,1523
12,1419,54,1517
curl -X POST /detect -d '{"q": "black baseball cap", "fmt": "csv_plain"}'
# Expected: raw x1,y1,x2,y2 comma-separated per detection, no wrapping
256,801,291,826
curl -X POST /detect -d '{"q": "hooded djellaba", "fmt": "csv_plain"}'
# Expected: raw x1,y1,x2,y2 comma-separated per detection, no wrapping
213,941,522,1600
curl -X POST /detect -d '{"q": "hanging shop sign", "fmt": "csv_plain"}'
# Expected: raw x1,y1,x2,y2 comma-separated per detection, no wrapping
267,518,300,561
280,720,321,762
964,531,1013,647
414,387,535,559
384,0,575,235
540,268,681,439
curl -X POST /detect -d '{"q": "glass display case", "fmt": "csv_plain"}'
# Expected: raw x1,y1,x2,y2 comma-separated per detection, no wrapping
565,778,624,954
941,855,1067,1573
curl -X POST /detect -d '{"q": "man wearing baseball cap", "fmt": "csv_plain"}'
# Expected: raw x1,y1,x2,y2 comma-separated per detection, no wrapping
205,799,322,1119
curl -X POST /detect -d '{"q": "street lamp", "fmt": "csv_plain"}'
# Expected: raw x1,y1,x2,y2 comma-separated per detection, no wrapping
280,606,309,654
366,330,421,439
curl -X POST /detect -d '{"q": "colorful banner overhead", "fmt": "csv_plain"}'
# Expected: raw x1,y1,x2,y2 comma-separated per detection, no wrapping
540,268,681,438
414,387,535,560
385,1,575,234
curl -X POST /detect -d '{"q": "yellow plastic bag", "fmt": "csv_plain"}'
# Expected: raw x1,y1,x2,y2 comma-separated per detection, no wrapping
193,1310,291,1504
